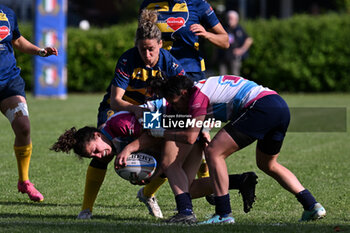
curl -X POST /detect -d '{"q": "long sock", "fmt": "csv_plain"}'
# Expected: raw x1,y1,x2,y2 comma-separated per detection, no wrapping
197,158,210,178
14,143,32,182
296,189,317,210
215,194,232,217
143,176,167,198
82,166,107,212
175,192,193,215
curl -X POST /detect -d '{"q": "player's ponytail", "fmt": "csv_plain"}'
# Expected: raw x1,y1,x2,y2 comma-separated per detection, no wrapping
136,9,161,43
51,126,100,158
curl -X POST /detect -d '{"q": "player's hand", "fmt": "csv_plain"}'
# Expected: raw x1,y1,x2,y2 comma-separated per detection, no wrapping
190,24,208,38
38,47,58,57
114,151,128,169
200,131,211,148
129,179,149,186
133,106,148,120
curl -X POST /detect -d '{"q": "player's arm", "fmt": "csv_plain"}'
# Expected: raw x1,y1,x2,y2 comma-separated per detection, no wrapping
110,85,147,119
115,132,162,168
190,23,229,49
12,36,58,56
150,115,206,145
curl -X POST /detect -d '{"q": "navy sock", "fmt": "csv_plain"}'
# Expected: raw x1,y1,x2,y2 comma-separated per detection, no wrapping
175,193,193,215
296,189,317,210
215,194,232,217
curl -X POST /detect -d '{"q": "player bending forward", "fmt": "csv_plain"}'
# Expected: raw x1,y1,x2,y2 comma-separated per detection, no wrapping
145,75,326,224
51,99,258,220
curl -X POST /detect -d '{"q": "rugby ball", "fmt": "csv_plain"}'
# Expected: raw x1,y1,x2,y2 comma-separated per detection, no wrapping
115,152,157,183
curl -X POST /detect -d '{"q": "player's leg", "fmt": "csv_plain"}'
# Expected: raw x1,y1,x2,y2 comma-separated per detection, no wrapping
199,129,239,224
189,172,258,213
0,94,43,202
254,94,325,221
182,142,203,189
162,140,197,223
77,159,108,219
256,146,326,221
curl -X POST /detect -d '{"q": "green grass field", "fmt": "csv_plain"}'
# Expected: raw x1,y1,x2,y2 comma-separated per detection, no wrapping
0,93,349,233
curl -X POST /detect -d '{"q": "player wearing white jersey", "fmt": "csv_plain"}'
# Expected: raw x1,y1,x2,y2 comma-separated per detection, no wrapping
147,75,326,224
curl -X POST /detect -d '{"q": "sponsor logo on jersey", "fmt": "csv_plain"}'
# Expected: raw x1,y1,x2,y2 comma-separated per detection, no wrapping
166,17,185,31
0,26,9,41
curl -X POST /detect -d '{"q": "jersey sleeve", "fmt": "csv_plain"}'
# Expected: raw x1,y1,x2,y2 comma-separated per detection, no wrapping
11,8,21,40
103,112,142,138
111,53,131,90
165,50,186,76
188,86,209,118
197,0,220,29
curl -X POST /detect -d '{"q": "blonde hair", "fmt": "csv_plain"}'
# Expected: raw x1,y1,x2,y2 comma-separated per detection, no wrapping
136,9,162,43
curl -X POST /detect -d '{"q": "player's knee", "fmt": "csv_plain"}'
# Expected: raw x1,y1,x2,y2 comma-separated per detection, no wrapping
256,160,274,174
5,102,29,124
204,145,216,163
13,118,31,138
160,160,179,175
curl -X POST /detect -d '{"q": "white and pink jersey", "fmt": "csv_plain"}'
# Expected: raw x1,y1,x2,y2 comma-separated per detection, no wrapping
189,75,277,121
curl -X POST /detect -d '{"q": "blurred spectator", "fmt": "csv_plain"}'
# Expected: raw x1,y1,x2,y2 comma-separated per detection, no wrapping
218,10,253,76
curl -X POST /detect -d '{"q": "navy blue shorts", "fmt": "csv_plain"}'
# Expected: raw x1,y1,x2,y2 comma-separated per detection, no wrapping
0,75,26,102
224,94,290,155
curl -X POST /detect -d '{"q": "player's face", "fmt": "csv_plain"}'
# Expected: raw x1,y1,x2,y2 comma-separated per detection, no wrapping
85,133,113,159
137,39,162,68
167,90,189,114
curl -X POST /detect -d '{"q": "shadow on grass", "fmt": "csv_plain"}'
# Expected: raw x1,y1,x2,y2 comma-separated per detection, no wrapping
0,219,348,233
0,201,132,209
0,201,81,207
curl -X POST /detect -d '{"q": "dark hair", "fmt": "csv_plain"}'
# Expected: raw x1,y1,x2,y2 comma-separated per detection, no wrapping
147,75,194,99
50,126,100,158
136,9,161,43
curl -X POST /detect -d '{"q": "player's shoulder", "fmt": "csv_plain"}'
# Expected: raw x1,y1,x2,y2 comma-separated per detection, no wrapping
190,0,212,7
159,48,178,62
121,47,139,59
0,4,15,15
117,47,140,67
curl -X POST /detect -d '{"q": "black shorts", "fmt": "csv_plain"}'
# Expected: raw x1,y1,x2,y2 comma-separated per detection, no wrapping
224,95,290,155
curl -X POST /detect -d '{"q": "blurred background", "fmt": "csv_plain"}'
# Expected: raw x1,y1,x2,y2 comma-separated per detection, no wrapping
1,0,350,93
3,0,346,25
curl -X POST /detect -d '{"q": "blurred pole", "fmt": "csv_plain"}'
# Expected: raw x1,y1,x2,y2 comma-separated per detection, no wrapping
280,0,293,18
260,0,266,18
238,0,246,20
33,0,67,98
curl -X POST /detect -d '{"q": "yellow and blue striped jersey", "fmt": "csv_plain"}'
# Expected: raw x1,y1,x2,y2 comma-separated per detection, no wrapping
99,47,184,110
140,0,220,73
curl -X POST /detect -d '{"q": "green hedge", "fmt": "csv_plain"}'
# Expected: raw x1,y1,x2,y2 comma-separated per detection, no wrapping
16,14,350,92
242,14,350,92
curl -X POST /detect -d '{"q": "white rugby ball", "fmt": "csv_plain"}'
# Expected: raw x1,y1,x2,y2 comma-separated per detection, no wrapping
115,152,157,182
